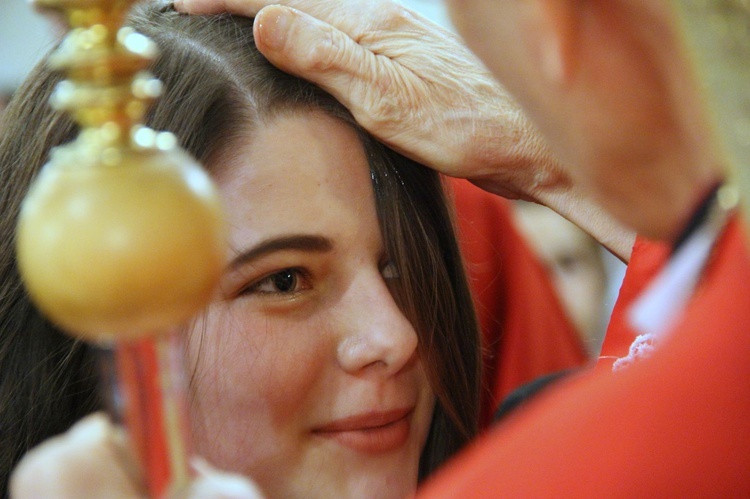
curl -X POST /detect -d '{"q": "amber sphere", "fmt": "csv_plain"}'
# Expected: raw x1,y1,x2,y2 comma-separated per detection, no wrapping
16,145,225,342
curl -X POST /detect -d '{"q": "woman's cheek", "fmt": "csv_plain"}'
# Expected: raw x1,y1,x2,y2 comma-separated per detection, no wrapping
187,306,329,440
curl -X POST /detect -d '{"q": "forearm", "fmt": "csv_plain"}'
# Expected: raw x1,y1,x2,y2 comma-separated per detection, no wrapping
460,116,635,261
472,167,635,262
536,189,636,262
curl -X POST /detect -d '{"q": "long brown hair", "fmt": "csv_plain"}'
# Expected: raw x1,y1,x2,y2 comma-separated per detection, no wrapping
0,2,481,493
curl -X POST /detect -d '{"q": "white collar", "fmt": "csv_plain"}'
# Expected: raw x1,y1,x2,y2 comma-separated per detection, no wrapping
613,184,739,371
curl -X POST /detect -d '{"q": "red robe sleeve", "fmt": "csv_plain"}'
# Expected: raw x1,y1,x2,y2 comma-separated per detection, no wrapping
419,215,750,496
447,178,587,427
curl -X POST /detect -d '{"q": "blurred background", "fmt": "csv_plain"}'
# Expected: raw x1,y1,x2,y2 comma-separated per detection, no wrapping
0,0,624,356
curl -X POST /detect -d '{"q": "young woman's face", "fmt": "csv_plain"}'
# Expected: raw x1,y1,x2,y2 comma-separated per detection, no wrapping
187,111,435,498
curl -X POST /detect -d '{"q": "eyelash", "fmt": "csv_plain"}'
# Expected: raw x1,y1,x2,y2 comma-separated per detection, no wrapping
240,267,311,297
237,260,398,298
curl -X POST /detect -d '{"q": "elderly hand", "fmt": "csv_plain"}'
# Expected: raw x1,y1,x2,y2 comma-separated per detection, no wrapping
10,413,263,498
173,0,572,203
173,0,636,257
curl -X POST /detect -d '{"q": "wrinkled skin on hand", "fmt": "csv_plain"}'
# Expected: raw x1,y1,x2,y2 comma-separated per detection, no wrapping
177,0,727,249
175,0,635,257
174,0,570,202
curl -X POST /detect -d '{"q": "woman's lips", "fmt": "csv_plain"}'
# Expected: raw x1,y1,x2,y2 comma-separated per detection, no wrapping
313,408,413,454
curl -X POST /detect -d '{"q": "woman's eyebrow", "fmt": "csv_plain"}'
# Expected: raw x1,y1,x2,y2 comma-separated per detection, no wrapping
229,235,334,270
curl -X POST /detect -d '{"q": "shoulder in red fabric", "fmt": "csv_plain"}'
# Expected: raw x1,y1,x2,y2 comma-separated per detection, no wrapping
419,216,750,497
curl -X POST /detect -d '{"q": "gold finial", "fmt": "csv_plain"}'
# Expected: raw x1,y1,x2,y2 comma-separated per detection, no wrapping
16,1,225,496
16,0,225,341
37,0,160,136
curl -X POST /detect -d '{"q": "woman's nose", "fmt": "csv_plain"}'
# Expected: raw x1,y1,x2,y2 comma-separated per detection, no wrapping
335,272,418,377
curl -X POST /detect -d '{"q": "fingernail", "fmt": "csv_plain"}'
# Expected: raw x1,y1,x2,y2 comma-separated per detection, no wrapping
256,6,293,51
190,456,215,477
69,413,110,444
189,457,263,498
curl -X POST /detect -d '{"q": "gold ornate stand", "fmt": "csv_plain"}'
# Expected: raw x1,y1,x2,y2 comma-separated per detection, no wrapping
16,1,225,496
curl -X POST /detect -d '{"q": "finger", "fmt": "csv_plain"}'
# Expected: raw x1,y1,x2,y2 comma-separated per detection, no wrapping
10,414,144,498
173,0,382,36
188,457,265,498
174,0,248,16
252,6,384,124
174,0,321,18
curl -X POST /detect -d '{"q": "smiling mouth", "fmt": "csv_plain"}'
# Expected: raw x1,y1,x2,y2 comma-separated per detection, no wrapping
313,408,413,454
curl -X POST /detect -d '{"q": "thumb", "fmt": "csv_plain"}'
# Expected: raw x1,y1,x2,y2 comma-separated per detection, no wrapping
253,5,380,117
188,457,265,498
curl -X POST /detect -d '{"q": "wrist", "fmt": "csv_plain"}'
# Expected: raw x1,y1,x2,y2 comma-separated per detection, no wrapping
582,153,727,243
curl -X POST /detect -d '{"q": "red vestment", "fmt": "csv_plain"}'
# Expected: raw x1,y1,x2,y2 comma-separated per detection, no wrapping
419,215,750,496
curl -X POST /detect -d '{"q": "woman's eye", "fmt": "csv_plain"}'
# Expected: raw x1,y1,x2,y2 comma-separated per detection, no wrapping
242,268,308,296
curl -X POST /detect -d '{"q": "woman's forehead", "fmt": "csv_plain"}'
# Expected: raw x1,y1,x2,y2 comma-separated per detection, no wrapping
217,112,367,188
214,111,379,249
